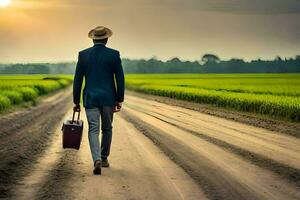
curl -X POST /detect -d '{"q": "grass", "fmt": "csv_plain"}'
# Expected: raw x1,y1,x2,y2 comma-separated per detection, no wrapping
125,74,300,122
0,75,73,113
2,73,298,122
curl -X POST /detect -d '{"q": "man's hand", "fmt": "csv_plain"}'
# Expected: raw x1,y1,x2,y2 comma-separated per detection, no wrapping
73,104,81,112
114,102,122,112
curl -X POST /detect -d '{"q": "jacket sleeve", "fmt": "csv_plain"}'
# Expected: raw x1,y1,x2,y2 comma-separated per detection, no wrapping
73,53,84,104
114,52,125,102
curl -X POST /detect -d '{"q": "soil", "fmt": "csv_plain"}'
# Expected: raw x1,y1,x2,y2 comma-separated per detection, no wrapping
0,87,73,198
1,90,299,200
125,90,300,138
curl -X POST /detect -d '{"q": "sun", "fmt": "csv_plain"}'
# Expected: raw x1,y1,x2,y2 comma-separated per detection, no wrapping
0,0,11,7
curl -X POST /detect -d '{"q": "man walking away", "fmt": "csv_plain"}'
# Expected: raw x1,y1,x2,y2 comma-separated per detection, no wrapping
73,26,125,175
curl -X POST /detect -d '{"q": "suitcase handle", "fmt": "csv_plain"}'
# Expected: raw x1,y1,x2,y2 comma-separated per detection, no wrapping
72,110,80,124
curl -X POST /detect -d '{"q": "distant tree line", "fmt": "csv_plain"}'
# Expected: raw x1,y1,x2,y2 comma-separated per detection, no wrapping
122,54,300,73
0,54,299,74
0,63,76,74
122,57,201,73
0,64,51,74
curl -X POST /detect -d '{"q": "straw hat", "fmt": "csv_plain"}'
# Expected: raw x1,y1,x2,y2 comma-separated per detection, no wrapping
88,26,113,40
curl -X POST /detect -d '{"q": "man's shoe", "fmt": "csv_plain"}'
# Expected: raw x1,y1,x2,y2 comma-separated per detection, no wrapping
101,158,110,168
93,160,101,175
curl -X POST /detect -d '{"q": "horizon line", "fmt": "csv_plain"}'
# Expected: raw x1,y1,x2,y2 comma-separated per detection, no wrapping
0,54,299,65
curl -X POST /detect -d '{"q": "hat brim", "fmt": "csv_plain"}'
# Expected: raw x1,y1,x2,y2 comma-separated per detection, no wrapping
88,27,113,40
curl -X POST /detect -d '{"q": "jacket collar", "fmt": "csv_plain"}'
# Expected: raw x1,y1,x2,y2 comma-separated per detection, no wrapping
93,43,106,47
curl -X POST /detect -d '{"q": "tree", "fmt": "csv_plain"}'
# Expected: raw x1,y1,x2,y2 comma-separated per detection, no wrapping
201,54,220,65
275,56,282,61
166,57,182,66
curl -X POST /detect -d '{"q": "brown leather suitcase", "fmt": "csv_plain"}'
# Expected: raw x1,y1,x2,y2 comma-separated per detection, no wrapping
61,110,83,150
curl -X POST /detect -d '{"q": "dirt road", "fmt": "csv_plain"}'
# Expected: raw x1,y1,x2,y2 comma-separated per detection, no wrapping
1,90,300,200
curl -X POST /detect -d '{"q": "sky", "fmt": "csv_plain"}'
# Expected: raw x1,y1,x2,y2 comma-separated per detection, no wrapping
0,0,299,63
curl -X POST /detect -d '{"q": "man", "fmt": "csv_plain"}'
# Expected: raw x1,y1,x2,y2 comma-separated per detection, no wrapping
73,26,125,175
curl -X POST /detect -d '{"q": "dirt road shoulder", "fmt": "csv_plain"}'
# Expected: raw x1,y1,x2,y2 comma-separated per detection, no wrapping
126,90,300,138
0,87,73,198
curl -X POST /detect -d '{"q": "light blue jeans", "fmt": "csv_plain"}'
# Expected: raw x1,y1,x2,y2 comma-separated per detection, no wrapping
85,106,114,163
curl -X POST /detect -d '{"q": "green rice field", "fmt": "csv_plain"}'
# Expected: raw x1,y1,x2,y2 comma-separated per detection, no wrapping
0,75,72,112
125,74,300,122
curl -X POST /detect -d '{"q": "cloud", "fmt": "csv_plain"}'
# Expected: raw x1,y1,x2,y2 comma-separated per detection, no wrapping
156,0,300,14
1,0,299,63
18,0,300,14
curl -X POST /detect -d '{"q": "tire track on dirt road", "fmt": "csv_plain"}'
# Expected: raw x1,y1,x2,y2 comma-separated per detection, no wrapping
126,90,300,138
125,95,300,172
121,93,300,200
12,109,82,200
4,91,300,200
0,88,73,199
12,108,206,200
35,150,79,200
125,103,300,187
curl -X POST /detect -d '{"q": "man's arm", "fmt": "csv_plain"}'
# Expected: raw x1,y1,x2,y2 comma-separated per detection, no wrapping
73,53,84,109
114,51,125,111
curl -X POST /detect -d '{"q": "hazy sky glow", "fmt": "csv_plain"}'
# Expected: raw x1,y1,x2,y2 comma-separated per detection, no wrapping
0,0,299,63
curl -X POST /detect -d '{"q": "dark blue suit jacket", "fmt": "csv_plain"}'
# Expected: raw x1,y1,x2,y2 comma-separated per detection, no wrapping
73,43,125,108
